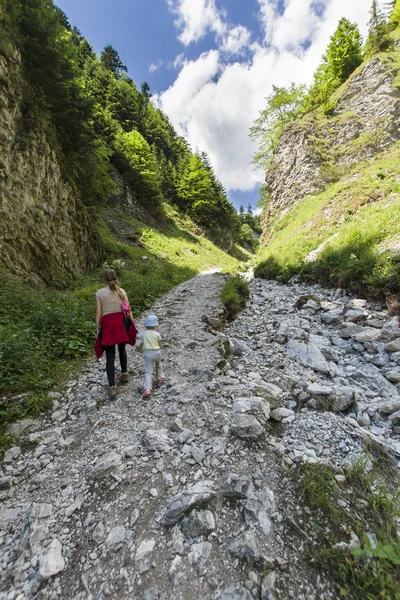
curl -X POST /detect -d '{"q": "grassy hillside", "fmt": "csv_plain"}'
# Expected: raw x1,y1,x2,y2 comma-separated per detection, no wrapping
255,143,400,295
255,28,400,297
0,207,249,435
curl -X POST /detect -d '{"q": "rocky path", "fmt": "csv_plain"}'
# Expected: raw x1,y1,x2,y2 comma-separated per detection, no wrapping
1,273,400,600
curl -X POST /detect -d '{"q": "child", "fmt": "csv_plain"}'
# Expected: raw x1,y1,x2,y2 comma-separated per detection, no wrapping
137,315,165,397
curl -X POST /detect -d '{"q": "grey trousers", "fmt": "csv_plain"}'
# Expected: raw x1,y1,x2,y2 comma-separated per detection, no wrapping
144,350,164,390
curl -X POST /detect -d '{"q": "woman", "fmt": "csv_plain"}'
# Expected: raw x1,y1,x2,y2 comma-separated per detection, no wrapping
94,269,137,398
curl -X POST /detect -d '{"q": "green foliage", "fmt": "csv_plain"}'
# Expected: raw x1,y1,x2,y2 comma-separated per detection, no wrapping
239,223,256,250
2,0,239,240
0,208,244,426
306,18,363,109
390,0,400,25
255,143,400,295
115,130,162,208
299,456,400,600
221,275,250,320
250,83,307,169
175,154,240,236
100,44,127,74
250,20,364,169
365,1,393,56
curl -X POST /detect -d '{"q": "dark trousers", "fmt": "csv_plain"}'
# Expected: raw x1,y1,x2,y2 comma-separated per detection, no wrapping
104,343,127,386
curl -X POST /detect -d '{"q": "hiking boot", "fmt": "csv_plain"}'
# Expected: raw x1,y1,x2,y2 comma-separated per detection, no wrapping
120,372,129,383
157,378,166,384
109,386,118,399
142,389,151,398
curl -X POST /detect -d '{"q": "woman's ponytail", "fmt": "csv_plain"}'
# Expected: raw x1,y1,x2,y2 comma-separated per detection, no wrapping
102,269,126,299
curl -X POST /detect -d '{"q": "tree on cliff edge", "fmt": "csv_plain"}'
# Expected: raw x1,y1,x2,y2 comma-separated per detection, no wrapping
250,83,307,168
306,18,363,108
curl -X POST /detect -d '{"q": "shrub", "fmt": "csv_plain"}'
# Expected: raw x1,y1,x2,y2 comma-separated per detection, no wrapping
221,275,250,320
298,457,400,600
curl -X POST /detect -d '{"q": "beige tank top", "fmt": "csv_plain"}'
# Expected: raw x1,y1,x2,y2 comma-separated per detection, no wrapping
95,286,126,317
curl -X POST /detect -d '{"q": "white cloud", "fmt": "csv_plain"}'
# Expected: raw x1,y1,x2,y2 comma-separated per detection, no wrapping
149,60,163,73
160,0,371,193
160,50,220,133
170,53,185,70
167,0,225,45
220,25,251,55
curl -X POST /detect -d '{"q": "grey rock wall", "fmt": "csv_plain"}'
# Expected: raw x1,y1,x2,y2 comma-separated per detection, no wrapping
263,57,400,229
0,51,102,285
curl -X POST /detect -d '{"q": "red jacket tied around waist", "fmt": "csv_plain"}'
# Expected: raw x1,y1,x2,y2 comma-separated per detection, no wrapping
94,312,137,359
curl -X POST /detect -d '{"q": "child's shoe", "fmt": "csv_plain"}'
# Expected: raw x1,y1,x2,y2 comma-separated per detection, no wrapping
109,386,118,399
157,378,166,384
120,372,129,383
142,389,151,398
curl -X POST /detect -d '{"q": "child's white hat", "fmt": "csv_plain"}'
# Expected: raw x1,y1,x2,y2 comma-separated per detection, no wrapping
145,315,159,327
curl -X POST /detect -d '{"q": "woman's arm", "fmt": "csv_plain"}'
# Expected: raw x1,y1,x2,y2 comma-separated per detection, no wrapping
125,293,134,321
96,296,102,335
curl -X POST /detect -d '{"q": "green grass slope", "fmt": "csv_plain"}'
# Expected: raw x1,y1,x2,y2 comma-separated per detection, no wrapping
0,206,250,436
255,143,400,295
256,31,400,297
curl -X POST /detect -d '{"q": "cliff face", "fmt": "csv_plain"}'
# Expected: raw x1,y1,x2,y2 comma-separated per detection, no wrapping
263,57,400,227
0,50,103,286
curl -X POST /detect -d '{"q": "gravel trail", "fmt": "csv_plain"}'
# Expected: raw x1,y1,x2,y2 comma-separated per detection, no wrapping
1,272,400,600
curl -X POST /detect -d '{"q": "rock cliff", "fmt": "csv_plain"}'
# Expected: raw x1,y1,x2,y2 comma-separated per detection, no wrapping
0,50,103,286
263,56,400,226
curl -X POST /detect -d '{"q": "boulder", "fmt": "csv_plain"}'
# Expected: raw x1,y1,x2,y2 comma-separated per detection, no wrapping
181,509,215,538
287,340,330,374
90,451,122,479
384,370,400,383
39,539,65,581
244,487,275,535
162,480,216,526
221,473,251,499
349,364,398,397
143,429,171,453
107,526,126,546
230,414,263,440
270,407,294,421
135,539,156,561
353,328,382,343
229,531,261,564
377,399,400,415
340,324,365,339
188,541,212,572
261,571,277,600
321,308,343,324
220,585,254,600
329,387,355,412
232,396,270,424
386,339,400,353
307,383,332,396
249,382,283,408
4,446,21,463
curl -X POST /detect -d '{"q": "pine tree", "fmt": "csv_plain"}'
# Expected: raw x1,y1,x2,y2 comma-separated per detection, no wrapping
239,205,245,215
365,0,392,54
141,82,152,102
247,203,253,216
390,0,400,24
306,18,363,108
100,45,127,75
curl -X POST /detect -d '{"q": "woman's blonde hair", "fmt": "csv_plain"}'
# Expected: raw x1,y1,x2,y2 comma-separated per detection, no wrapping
102,269,125,300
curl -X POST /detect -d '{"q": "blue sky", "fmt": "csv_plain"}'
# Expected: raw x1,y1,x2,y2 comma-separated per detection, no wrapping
56,0,370,211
